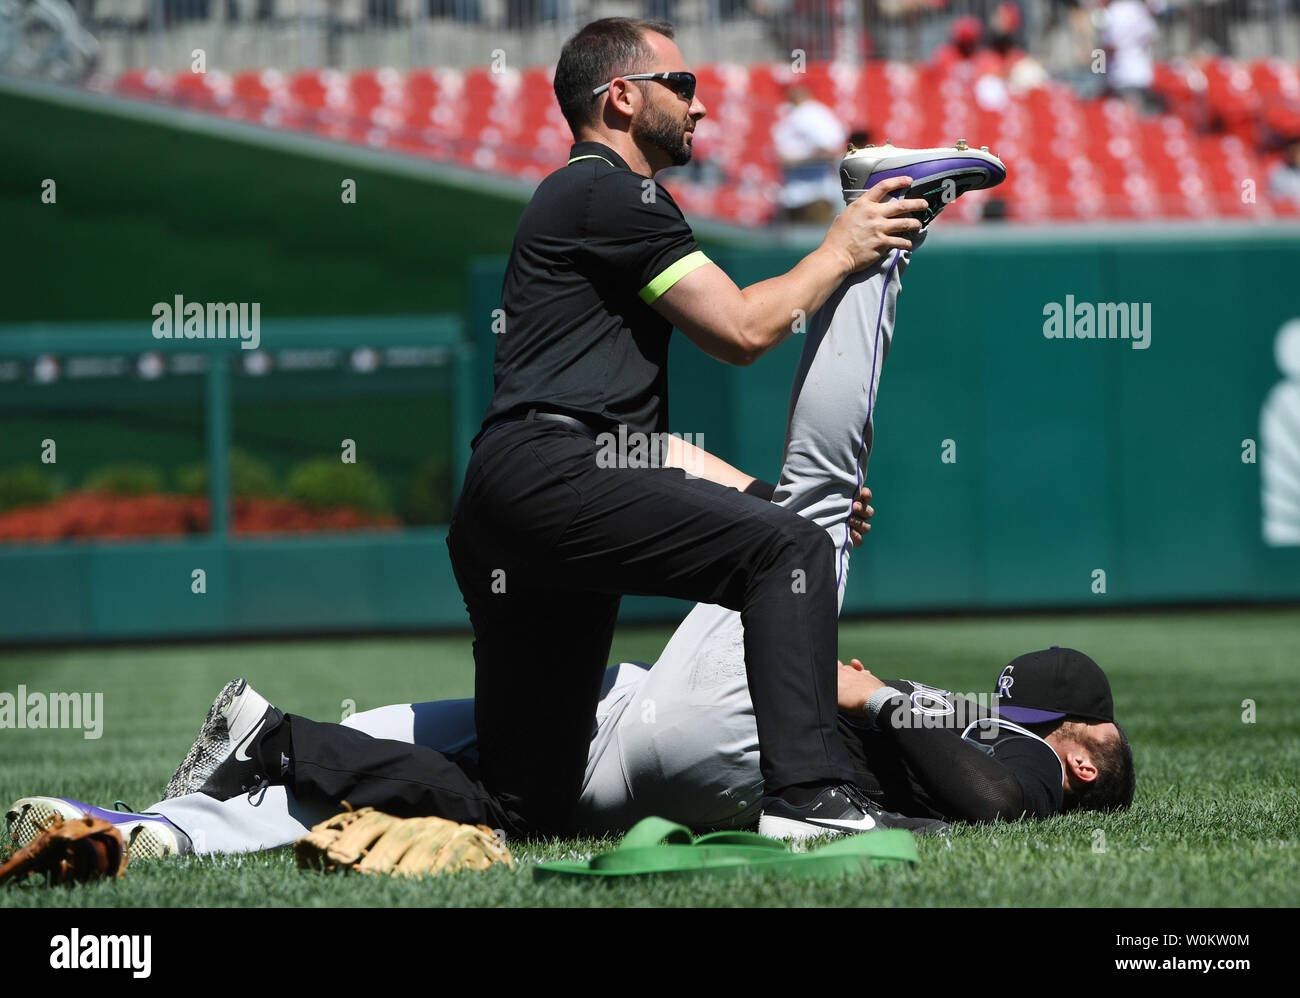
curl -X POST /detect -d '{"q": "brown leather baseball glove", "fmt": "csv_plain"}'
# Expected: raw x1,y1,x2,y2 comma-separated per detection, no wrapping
295,806,514,879
0,813,129,886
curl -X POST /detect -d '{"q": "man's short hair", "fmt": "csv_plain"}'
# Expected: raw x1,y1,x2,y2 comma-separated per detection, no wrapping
1025,717,1136,814
553,17,675,136
1065,720,1136,814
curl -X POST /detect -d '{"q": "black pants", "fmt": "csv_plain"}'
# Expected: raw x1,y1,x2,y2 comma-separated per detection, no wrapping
279,418,855,837
445,418,855,834
281,714,518,831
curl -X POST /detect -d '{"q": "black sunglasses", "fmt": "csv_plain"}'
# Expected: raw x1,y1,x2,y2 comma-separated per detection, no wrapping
592,71,697,102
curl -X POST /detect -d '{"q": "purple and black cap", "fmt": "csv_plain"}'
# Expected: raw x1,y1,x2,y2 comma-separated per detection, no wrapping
993,646,1115,725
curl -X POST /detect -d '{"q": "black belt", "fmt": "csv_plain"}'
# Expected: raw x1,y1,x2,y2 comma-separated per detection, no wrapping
479,408,604,445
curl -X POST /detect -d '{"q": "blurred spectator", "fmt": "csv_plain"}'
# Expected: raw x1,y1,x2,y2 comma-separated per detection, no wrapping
767,0,840,62
506,0,539,26
875,0,949,62
987,2,1048,94
1270,136,1300,206
646,0,746,21
931,15,987,70
164,0,209,25
367,0,399,24
1048,0,1100,75
772,83,847,223
1097,0,1160,112
1263,108,1300,152
932,10,1046,109
429,0,481,20
1187,0,1237,56
508,0,571,27
986,2,1026,71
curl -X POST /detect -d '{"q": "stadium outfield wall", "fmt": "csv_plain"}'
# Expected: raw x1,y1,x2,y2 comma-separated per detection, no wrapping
2,80,1299,642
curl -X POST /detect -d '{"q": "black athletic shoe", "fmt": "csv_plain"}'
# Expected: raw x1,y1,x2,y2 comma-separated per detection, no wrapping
758,783,950,841
163,679,285,800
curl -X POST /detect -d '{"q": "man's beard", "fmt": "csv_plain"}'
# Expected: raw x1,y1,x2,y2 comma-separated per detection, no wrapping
635,99,692,167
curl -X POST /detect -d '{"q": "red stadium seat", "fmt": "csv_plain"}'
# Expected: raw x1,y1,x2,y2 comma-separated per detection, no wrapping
798,62,839,106
171,70,232,111
117,68,169,98
288,69,333,110
106,56,1300,230
747,63,795,104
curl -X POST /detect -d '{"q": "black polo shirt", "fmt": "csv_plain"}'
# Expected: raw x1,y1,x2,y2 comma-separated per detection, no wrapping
479,140,712,441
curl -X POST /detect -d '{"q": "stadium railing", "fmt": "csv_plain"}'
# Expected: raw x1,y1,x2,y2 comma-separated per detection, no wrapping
0,316,481,643
5,0,1298,76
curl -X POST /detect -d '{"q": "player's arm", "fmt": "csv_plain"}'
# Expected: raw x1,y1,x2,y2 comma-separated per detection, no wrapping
837,663,1037,822
649,177,927,366
664,436,874,545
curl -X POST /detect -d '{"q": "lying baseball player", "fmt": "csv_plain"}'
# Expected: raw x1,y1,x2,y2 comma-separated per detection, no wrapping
7,142,1132,860
6,644,1133,859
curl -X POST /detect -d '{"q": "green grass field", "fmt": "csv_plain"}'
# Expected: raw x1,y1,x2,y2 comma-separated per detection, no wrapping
2,607,1297,908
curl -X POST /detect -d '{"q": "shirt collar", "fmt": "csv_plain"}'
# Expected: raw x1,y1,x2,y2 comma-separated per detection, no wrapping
567,140,630,172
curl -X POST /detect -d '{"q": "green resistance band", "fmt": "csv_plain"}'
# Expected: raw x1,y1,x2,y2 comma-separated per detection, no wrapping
533,816,919,882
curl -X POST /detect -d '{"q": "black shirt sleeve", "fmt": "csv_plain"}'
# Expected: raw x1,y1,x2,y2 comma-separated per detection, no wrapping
874,692,1064,822
582,173,710,303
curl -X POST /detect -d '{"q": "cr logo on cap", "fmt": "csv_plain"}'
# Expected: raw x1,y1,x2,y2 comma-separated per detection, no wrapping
997,665,1015,698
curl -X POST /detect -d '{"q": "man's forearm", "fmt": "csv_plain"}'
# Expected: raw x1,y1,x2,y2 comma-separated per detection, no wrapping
738,245,852,360
663,435,761,493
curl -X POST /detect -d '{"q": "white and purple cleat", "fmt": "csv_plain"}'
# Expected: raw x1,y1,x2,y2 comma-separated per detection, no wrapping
839,139,1008,223
5,796,190,861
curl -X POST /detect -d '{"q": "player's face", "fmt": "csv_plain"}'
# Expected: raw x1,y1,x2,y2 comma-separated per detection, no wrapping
632,32,707,170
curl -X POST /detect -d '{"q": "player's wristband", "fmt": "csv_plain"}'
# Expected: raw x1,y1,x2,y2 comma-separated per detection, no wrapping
864,686,906,728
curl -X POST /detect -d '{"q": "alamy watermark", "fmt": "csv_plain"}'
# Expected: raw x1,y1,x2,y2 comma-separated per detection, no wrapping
595,425,706,477
886,682,1001,740
151,295,261,350
50,930,150,977
1043,295,1151,350
0,685,103,739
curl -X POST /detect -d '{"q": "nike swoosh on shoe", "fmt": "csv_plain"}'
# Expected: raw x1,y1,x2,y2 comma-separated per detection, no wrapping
233,718,266,762
806,815,880,833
